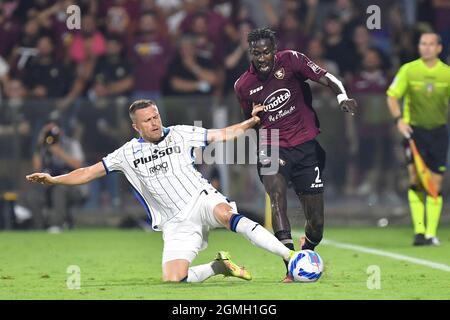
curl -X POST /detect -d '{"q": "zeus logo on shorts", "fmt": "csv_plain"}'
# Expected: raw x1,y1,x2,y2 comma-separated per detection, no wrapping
263,88,291,112
133,146,181,168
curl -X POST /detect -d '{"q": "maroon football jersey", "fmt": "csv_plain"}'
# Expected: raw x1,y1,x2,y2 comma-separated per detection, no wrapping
234,50,327,147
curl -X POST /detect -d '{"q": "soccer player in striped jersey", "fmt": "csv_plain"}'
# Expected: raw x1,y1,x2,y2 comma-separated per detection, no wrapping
26,99,296,282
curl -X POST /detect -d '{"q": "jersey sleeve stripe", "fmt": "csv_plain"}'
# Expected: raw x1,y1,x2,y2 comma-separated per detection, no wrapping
101,159,110,174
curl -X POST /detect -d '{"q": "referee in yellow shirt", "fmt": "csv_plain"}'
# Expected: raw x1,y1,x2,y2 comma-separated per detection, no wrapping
387,32,450,246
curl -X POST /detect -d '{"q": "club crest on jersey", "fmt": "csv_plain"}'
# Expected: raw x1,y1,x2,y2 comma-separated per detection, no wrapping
274,68,285,79
250,86,263,95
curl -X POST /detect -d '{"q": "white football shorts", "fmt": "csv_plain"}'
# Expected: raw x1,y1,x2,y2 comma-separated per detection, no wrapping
161,187,238,265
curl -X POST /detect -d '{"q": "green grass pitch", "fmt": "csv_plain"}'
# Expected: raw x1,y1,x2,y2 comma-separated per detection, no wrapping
0,226,449,299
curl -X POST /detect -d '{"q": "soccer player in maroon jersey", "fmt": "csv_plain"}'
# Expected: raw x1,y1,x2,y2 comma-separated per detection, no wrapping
234,28,357,282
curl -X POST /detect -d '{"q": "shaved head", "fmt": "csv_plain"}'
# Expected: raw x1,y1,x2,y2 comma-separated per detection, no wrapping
129,99,158,122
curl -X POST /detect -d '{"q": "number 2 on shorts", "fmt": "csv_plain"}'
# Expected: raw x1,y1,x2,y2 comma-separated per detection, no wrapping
314,167,322,183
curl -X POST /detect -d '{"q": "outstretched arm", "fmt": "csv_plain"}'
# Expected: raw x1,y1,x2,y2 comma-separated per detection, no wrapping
26,162,106,186
315,72,357,114
207,104,264,143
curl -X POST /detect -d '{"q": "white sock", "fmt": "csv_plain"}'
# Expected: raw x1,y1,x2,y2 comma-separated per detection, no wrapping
233,215,292,260
186,262,217,283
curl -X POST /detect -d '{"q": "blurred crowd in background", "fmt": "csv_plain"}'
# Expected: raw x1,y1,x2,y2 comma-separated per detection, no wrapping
0,0,449,230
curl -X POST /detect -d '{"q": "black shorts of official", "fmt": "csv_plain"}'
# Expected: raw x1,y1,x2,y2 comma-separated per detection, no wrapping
403,125,449,174
257,139,326,195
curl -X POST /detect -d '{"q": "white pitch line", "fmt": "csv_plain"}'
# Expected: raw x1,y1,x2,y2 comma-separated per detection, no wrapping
291,232,450,272
321,239,450,272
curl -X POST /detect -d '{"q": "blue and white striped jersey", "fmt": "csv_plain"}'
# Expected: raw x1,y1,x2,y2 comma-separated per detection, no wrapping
102,125,210,231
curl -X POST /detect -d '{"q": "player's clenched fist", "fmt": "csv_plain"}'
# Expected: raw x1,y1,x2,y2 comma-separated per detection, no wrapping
339,98,358,115
26,173,56,185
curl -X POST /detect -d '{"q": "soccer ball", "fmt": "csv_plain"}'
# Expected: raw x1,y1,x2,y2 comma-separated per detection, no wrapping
288,250,323,282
